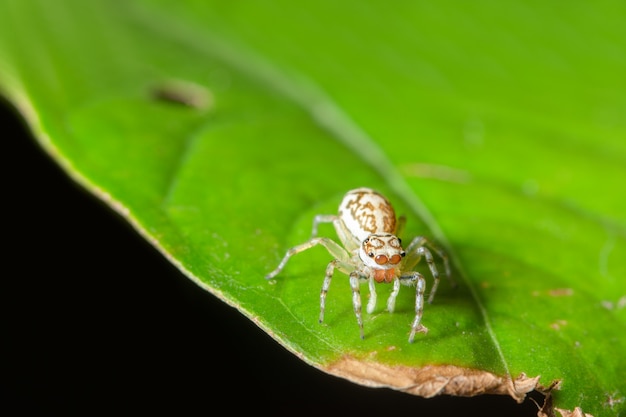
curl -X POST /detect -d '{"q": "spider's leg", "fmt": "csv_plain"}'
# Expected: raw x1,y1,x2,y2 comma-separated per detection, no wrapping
319,261,334,323
266,237,349,279
424,239,453,288
403,236,453,303
320,259,351,323
366,277,377,314
386,278,401,313
311,214,337,238
349,271,365,339
418,247,440,303
400,272,427,343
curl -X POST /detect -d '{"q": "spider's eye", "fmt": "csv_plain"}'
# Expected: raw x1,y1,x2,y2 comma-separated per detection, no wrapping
389,254,402,265
401,251,406,257
363,238,369,243
368,252,374,258
375,255,388,265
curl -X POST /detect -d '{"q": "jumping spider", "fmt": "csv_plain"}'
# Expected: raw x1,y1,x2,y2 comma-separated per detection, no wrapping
266,187,452,342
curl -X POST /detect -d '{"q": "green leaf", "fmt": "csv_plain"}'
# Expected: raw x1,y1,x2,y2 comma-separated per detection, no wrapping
2,1,626,415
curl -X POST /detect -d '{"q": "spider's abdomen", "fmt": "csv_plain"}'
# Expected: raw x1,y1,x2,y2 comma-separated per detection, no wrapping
338,188,397,243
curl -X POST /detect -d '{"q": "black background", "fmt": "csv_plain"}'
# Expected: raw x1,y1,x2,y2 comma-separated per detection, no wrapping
0,102,542,416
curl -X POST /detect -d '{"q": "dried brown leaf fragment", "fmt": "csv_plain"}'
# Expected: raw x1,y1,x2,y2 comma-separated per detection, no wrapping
325,356,539,401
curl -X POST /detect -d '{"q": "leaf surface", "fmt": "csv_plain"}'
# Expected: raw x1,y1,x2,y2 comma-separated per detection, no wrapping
1,1,625,415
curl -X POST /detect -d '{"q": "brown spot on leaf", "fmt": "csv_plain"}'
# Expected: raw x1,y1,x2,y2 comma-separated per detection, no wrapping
533,288,574,297
548,288,574,297
604,391,625,409
550,320,567,331
152,80,213,109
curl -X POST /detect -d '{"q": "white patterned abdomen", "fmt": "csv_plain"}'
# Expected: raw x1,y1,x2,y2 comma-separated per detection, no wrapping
337,188,397,243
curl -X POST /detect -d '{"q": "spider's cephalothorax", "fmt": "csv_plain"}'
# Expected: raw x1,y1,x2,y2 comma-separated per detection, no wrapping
360,234,405,283
266,187,452,343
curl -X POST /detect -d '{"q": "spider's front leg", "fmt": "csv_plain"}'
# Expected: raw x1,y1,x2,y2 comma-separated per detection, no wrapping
399,272,427,343
265,237,349,280
266,236,355,332
385,278,401,313
365,277,378,314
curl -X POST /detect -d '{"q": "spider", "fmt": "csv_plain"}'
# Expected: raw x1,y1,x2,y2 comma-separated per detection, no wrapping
266,187,452,343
